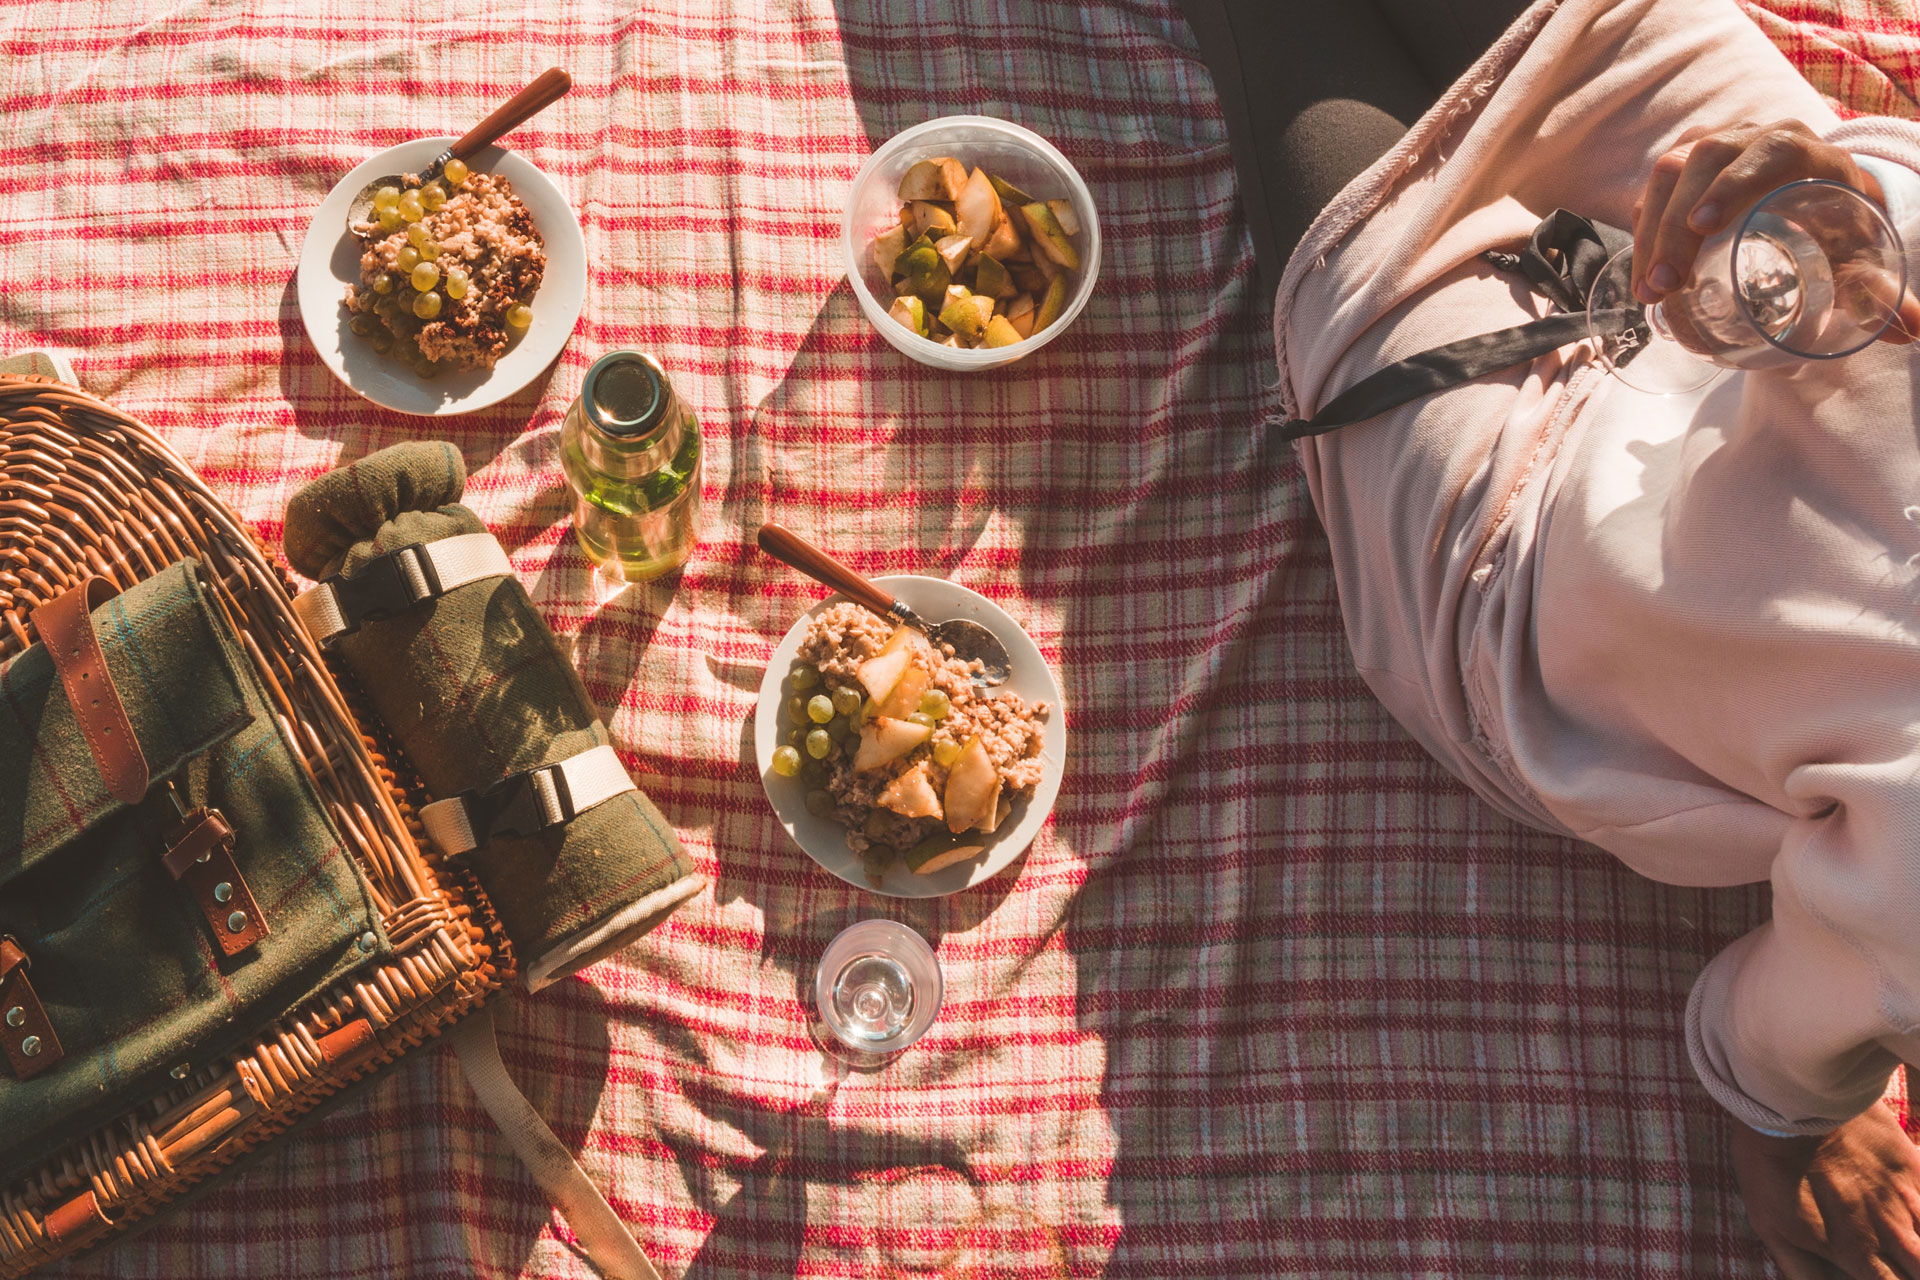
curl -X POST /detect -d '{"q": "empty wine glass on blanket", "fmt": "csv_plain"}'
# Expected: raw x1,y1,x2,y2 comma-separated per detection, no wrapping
1587,178,1908,393
810,919,943,1070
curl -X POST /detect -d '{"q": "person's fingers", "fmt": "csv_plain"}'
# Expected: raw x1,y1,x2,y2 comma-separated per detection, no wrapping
1765,1235,1845,1280
1683,123,1842,241
1643,130,1758,302
1882,290,1920,346
1633,142,1693,302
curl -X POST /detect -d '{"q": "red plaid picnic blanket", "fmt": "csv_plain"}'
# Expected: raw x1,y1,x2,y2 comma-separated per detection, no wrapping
1,1,1917,1276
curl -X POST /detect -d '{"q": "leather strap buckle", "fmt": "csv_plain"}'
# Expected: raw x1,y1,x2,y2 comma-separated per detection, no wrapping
1,936,64,1080
31,577,149,805
162,786,268,958
324,543,441,640
417,744,637,857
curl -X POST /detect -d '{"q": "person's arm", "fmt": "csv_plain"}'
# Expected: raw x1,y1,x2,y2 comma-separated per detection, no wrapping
1631,119,1920,343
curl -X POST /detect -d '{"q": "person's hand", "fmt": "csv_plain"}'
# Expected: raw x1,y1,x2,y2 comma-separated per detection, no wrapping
1631,119,1920,343
1731,1101,1920,1279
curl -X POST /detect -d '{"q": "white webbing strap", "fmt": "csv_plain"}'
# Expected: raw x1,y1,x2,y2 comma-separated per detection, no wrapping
419,744,636,856
291,532,512,646
449,1007,663,1280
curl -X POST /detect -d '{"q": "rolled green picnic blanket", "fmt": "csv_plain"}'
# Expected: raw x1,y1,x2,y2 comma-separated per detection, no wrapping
282,442,703,990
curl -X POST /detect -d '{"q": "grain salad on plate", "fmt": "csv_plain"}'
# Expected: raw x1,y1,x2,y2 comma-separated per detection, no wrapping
343,158,544,375
771,602,1050,886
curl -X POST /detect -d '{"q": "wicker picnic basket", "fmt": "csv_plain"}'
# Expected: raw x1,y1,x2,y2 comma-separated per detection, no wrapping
0,374,513,1275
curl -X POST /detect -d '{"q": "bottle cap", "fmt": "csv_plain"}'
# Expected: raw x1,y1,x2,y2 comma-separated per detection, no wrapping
581,351,669,439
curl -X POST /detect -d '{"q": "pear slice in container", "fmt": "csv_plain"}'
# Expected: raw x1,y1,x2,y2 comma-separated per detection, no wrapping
898,156,967,202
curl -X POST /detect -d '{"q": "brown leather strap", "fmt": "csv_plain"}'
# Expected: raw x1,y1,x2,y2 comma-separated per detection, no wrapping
163,808,268,957
43,1189,112,1250
32,577,149,805
1,937,64,1081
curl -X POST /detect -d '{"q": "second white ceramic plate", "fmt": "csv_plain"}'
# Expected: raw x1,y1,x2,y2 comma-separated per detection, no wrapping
296,136,587,416
755,576,1066,898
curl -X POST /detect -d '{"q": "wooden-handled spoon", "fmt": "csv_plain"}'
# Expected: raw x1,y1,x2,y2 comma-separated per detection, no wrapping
346,66,572,236
757,522,1011,687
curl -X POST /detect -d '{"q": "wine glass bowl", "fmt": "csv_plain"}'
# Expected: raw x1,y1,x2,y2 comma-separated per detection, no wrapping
1587,178,1906,393
812,919,943,1068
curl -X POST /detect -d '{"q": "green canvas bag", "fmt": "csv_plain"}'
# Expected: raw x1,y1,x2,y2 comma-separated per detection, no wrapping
0,558,390,1186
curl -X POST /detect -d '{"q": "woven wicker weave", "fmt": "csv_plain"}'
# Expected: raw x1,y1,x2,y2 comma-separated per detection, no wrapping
0,375,513,1276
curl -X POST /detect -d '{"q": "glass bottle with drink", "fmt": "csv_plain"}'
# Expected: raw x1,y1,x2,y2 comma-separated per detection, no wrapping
561,350,702,581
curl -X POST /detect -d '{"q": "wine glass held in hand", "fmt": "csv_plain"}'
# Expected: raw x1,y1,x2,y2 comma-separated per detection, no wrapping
1589,178,1909,393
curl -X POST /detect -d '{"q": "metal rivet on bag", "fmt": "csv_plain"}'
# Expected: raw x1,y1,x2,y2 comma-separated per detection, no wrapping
20,1036,40,1057
196,850,211,864
227,911,248,933
170,1063,190,1080
213,881,232,904
3,1007,21,1029
357,932,377,953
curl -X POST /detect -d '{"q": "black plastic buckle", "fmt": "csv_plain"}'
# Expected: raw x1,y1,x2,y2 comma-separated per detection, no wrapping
457,763,576,847
320,543,441,641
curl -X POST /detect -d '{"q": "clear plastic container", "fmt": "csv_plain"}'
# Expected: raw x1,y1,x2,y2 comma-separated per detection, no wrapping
841,116,1101,371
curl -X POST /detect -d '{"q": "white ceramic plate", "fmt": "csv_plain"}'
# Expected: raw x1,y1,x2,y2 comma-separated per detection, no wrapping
295,137,587,416
755,576,1066,898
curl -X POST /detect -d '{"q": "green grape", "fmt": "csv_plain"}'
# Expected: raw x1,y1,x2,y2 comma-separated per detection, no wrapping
445,267,469,300
806,728,831,759
919,689,951,719
505,303,533,330
348,314,374,337
908,711,935,729
373,185,401,212
787,727,806,748
371,332,393,355
395,245,421,273
413,290,442,319
418,238,441,260
397,192,424,222
825,716,851,741
406,222,432,249
410,261,441,292
804,789,834,818
420,181,448,212
863,811,891,838
416,358,443,379
377,206,405,232
370,271,394,295
443,157,470,186
786,695,806,724
800,759,827,786
831,686,863,718
791,665,820,691
806,694,833,724
932,737,962,767
771,745,802,777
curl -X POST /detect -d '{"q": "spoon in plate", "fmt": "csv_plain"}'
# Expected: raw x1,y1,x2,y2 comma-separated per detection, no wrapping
756,522,1011,687
345,66,572,238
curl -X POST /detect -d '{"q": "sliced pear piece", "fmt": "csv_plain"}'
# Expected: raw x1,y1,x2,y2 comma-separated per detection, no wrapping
888,295,927,337
982,315,1022,348
985,172,1037,207
1010,261,1050,293
898,235,951,304
854,716,933,773
898,157,967,202
974,254,1014,300
955,167,1004,249
872,225,908,279
1045,198,1081,236
1018,203,1081,270
875,664,933,720
909,201,958,240
943,735,1001,833
903,832,987,875
1007,310,1034,340
878,761,944,820
857,644,915,704
982,214,1022,261
934,233,973,276
1033,273,1069,334
939,290,987,341
894,277,918,297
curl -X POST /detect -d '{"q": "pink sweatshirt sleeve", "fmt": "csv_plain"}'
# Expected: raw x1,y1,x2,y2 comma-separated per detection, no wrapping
1681,117,1920,1135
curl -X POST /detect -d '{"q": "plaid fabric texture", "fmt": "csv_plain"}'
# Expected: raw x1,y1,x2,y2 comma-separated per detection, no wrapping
282,441,694,963
0,0,1913,1276
0,560,385,1184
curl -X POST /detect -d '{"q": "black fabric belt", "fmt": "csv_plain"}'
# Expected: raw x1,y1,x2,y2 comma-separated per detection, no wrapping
1277,209,1644,443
